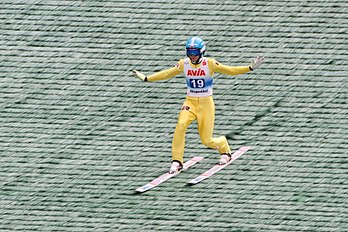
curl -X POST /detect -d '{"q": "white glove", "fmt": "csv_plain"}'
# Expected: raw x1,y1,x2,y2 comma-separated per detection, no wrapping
250,56,265,70
132,70,147,82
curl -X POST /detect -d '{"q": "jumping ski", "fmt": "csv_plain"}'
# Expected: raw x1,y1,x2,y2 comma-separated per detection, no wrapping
187,146,251,185
136,156,203,193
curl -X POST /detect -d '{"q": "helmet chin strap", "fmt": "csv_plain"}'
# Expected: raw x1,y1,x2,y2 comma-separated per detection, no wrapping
189,54,203,64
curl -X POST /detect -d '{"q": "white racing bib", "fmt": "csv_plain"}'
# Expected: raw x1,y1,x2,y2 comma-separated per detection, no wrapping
183,58,213,97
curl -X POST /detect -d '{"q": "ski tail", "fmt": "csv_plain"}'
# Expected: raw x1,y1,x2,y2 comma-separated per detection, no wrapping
187,146,251,185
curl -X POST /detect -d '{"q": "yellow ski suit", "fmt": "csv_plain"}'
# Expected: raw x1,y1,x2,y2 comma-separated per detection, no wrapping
147,57,252,165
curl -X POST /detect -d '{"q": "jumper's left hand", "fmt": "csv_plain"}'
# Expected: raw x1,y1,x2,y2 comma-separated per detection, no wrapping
132,70,147,82
250,56,265,70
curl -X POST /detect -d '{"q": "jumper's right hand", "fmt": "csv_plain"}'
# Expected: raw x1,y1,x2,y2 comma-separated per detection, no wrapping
132,70,147,82
250,56,265,70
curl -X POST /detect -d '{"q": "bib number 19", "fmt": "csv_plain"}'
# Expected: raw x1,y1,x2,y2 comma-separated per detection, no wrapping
190,79,205,88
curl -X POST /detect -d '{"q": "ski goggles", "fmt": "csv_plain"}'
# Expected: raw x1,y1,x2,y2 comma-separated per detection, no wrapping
186,48,201,56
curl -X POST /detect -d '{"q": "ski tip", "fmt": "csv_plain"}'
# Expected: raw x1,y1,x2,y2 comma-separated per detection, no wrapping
135,188,145,193
187,179,199,185
135,184,153,193
187,175,205,185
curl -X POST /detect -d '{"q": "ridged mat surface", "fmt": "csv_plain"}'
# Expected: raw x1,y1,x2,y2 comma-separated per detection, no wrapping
0,0,347,231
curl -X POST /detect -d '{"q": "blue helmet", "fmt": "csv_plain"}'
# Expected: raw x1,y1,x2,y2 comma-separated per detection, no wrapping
185,37,206,63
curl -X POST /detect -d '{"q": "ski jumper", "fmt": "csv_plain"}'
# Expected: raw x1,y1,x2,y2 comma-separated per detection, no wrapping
146,57,251,164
